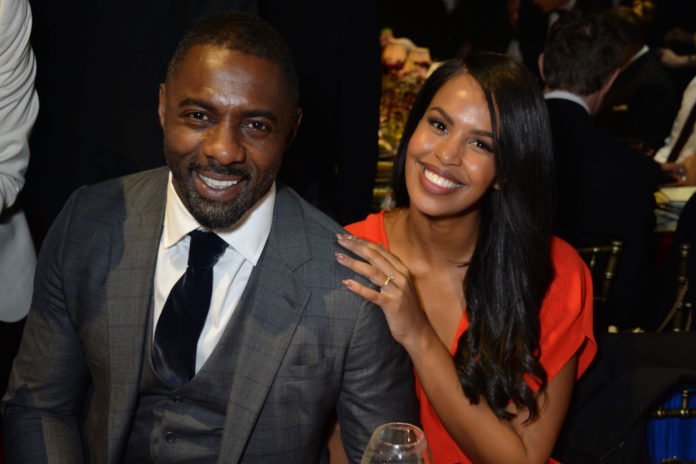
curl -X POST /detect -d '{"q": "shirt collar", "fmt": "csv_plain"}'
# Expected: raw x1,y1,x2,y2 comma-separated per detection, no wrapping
629,45,650,64
544,90,590,114
162,173,275,265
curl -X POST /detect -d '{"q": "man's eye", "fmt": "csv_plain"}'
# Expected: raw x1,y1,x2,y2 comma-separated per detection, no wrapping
243,120,271,132
186,111,209,122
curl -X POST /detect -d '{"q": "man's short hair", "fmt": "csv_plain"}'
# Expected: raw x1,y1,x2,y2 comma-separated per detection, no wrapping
166,11,299,105
609,6,648,50
542,10,628,96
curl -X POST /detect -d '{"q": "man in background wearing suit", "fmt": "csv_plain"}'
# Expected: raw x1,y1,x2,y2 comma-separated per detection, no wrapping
594,6,679,154
540,10,661,330
2,12,418,463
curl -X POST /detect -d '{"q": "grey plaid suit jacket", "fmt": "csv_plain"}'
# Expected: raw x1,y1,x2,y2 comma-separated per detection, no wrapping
2,167,418,463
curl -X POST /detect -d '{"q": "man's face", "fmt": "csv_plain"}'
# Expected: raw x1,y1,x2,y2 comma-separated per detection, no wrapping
158,45,301,230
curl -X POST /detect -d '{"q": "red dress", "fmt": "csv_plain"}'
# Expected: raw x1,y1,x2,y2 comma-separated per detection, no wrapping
346,211,597,464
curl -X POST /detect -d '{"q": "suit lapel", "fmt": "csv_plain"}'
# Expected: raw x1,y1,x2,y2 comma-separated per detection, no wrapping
105,168,168,460
218,186,312,463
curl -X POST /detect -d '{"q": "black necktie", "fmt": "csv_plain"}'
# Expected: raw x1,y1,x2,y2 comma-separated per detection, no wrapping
667,102,696,163
152,230,228,387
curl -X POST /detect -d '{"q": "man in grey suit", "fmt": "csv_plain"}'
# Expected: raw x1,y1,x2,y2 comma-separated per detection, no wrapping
1,12,418,463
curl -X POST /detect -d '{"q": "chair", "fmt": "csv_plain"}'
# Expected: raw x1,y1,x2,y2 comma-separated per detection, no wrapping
575,240,623,328
647,244,696,463
657,242,693,333
646,386,696,462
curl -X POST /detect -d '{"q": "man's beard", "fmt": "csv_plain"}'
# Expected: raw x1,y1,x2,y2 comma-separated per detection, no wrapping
169,157,274,230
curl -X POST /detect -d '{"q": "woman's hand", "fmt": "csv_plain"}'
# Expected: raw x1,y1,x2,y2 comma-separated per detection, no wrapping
658,47,693,69
335,234,430,349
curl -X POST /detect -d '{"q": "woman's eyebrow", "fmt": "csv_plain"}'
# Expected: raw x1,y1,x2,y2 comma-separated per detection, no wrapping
430,107,493,138
471,129,494,138
429,106,453,125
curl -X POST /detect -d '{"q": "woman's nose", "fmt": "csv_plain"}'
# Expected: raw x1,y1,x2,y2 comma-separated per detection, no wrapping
434,136,462,166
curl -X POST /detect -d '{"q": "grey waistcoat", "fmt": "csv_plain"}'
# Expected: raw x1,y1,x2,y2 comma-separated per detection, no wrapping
124,307,234,463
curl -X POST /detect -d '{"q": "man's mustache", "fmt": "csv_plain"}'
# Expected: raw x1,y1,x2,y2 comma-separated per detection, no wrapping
190,161,251,180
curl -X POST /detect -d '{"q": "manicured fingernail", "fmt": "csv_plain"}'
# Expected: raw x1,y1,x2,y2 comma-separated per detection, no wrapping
335,252,346,261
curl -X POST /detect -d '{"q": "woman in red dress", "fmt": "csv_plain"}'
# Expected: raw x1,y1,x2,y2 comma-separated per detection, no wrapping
336,53,596,463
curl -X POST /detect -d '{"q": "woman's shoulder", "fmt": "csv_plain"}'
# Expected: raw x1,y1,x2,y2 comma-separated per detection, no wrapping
547,235,591,293
541,236,596,380
345,210,389,247
550,236,583,262
549,236,589,277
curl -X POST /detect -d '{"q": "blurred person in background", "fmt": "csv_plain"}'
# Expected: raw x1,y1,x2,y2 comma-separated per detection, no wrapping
594,6,679,155
515,0,612,79
653,75,696,185
541,9,661,330
0,0,39,395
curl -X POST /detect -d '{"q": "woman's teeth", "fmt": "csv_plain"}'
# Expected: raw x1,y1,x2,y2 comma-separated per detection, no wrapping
423,167,463,189
200,174,239,189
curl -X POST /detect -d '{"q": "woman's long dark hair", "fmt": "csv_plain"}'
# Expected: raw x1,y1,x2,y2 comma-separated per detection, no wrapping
391,53,555,421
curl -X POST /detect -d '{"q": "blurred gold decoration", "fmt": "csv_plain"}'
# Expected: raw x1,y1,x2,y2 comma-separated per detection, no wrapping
631,0,655,22
373,36,432,210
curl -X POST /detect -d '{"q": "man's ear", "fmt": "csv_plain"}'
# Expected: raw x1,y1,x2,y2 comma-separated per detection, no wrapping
158,83,167,129
537,53,546,82
286,108,303,148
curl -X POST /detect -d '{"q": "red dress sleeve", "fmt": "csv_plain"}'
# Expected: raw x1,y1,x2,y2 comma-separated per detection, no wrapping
345,211,390,249
538,237,597,382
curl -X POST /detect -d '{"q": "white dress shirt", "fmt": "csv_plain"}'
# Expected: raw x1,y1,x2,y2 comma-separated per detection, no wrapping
154,176,275,372
545,89,591,114
654,76,696,164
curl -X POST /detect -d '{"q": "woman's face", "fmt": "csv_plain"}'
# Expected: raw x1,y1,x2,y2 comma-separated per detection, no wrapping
405,72,497,219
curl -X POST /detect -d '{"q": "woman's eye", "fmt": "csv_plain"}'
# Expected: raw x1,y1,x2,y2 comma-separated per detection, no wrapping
428,117,447,132
472,139,493,153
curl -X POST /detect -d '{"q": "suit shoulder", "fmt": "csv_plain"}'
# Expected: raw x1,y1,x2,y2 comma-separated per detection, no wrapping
273,185,370,284
70,168,167,211
276,185,346,236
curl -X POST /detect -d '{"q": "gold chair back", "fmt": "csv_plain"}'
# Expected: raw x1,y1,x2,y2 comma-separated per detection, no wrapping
575,240,623,312
658,242,693,333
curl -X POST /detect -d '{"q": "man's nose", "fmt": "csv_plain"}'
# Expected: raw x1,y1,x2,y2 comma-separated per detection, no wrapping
202,124,245,165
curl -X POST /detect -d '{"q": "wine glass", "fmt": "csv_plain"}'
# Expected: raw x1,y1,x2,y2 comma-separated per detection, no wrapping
361,422,433,463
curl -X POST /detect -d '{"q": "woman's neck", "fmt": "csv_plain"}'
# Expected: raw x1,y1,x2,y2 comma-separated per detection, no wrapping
386,207,480,268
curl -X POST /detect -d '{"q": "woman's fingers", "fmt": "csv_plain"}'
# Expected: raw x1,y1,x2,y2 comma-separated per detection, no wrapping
341,278,383,304
336,234,410,279
335,250,392,289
